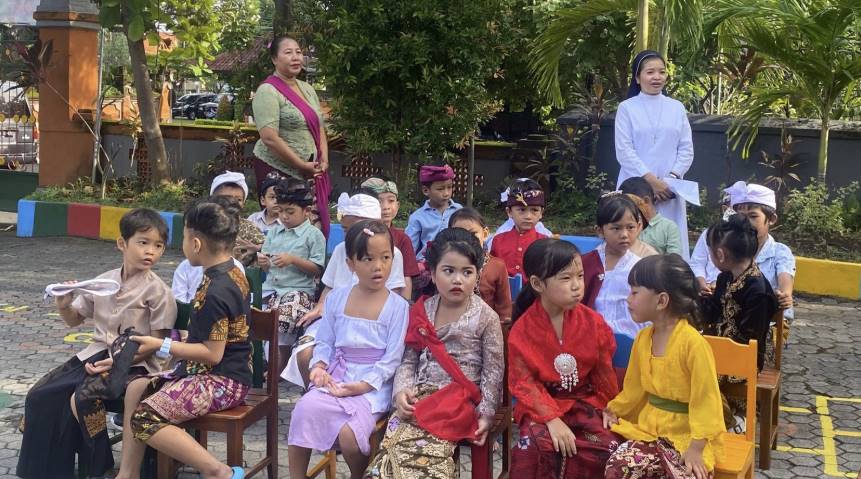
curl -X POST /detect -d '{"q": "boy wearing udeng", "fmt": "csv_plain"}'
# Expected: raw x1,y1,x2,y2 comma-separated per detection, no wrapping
406,164,463,261
489,178,548,281
17,209,176,479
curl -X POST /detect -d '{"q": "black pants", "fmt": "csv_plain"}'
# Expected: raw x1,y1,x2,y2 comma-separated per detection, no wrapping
16,352,116,479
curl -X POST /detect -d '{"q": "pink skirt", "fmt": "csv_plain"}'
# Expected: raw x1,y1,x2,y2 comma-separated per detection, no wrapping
288,388,381,455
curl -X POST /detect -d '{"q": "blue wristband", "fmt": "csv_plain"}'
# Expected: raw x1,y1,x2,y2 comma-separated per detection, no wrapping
156,337,172,359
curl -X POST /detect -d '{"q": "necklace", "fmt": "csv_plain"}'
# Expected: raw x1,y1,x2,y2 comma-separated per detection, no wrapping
638,94,665,145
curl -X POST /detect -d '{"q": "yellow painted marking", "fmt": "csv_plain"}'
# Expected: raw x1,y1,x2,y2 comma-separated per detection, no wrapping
829,397,861,404
777,445,824,455
835,430,861,438
47,313,60,317
780,405,812,414
63,332,94,344
0,306,27,312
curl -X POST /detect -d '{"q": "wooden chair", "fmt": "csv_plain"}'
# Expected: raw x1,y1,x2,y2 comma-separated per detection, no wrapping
705,336,758,479
755,309,785,469
157,308,280,478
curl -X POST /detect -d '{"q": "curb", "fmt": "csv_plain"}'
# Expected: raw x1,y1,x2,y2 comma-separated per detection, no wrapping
795,257,861,301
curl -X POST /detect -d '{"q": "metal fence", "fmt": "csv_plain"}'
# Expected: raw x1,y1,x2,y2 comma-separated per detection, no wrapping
0,24,38,172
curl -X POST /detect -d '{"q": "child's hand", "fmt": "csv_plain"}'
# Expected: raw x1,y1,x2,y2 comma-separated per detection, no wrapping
546,417,577,457
309,364,331,388
682,440,709,479
257,253,270,269
472,415,493,446
130,335,163,355
297,304,322,327
272,253,293,268
602,409,619,429
394,389,418,419
85,357,113,375
329,381,373,397
696,278,713,297
54,280,78,310
776,289,793,310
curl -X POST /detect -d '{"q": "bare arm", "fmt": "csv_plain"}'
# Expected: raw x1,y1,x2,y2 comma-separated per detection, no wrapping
259,127,316,177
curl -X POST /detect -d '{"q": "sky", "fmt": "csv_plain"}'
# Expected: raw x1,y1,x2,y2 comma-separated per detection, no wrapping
0,0,40,25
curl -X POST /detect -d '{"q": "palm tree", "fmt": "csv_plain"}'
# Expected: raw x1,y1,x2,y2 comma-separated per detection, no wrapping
530,0,706,106
712,0,861,182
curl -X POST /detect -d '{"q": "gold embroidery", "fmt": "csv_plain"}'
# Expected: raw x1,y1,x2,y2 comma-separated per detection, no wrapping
228,314,250,342
209,318,229,341
718,262,762,340
192,275,211,311
83,410,107,437
228,266,250,298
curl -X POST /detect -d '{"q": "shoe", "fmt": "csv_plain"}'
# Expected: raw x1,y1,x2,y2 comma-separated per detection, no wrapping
230,466,245,479
731,415,747,434
107,412,123,432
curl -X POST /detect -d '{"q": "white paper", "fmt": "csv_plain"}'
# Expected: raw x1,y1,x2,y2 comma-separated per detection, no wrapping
44,278,121,298
665,178,701,206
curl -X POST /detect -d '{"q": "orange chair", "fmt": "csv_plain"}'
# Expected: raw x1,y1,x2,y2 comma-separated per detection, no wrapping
705,336,757,479
157,308,279,478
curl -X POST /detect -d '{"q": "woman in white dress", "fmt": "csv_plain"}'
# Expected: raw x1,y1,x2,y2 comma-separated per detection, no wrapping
614,50,694,258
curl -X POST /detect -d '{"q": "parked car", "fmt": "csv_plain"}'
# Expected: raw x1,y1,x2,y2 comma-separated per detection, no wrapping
197,93,235,119
0,119,37,168
171,92,214,119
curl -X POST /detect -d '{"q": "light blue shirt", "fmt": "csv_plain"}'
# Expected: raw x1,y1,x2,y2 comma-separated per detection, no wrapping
311,286,409,413
405,199,463,260
261,219,326,296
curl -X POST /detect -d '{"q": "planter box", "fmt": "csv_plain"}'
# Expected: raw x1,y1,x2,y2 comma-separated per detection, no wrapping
795,257,861,300
99,206,132,241
67,203,101,239
0,171,39,212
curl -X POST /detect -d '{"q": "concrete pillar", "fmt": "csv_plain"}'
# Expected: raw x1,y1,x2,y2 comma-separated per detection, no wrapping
33,0,100,187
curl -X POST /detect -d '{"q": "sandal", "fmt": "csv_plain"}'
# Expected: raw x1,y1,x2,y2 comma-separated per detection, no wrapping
230,466,245,479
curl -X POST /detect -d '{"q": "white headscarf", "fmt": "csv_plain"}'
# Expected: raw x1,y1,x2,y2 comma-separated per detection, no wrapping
336,192,381,220
210,171,249,199
724,181,776,209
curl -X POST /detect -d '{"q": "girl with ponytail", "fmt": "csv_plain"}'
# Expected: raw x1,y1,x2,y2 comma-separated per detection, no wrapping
604,254,724,479
508,239,620,478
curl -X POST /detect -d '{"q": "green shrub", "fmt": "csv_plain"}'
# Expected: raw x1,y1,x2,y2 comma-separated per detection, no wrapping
783,180,858,239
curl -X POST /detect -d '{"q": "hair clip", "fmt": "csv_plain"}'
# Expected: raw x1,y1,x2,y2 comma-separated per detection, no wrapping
600,190,624,199
362,228,375,237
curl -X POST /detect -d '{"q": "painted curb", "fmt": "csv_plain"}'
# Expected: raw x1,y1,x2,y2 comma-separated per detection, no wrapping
15,199,35,237
99,206,132,241
795,257,861,300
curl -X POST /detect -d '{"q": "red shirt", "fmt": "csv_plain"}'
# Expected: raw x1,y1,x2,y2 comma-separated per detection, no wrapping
479,255,512,321
391,226,420,278
508,301,618,423
489,228,547,280
580,250,604,309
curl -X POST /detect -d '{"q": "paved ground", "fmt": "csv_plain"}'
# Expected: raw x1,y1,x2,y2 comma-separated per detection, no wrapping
0,232,859,478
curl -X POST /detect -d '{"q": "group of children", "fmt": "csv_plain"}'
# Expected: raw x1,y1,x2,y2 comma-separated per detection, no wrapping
17,163,796,479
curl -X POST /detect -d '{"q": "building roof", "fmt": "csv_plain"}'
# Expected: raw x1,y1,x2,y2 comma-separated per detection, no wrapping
209,37,268,72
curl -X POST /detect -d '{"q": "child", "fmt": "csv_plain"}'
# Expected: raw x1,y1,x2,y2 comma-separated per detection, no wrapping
257,179,326,375
116,197,251,479
449,207,513,321
702,215,778,432
288,220,409,479
690,192,732,295
283,193,407,388
489,178,548,281
406,164,463,261
723,181,795,315
487,179,553,251
581,193,645,340
366,227,504,478
211,170,266,266
17,209,176,479
603,254,725,479
361,177,420,295
620,176,682,255
172,257,245,303
508,238,620,478
247,177,281,235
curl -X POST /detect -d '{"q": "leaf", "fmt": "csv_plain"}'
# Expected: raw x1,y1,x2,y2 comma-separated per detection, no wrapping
127,15,146,42
146,32,160,46
99,4,122,27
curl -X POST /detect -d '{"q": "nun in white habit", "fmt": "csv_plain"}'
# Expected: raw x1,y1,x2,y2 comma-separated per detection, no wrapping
614,50,694,258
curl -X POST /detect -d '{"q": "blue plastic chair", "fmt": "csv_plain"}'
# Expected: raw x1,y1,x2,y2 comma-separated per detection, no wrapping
558,235,602,254
326,223,345,257
612,333,635,368
508,275,523,301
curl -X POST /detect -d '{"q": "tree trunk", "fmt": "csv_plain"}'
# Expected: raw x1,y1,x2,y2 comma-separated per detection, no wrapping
658,14,671,58
636,0,649,52
817,112,830,183
125,26,169,184
273,0,293,36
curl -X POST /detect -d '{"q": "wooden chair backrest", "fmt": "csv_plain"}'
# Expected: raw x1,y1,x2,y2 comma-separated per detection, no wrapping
704,336,758,442
249,307,279,397
772,309,785,370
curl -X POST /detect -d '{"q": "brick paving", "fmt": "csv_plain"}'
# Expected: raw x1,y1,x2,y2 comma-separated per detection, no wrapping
0,232,859,478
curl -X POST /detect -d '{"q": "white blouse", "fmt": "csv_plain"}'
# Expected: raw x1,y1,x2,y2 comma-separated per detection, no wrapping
594,244,645,339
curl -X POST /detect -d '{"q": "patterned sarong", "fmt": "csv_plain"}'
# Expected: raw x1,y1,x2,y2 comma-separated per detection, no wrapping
604,439,696,479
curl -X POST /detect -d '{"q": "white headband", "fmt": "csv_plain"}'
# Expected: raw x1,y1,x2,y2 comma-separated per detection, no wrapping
336,192,381,220
210,171,249,200
724,181,776,209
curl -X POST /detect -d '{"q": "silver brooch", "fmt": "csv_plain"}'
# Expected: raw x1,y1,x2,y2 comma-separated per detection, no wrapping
554,353,579,391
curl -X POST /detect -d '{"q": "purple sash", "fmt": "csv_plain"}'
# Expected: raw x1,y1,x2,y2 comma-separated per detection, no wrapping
327,347,386,382
262,75,331,238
